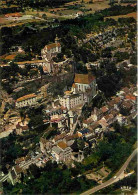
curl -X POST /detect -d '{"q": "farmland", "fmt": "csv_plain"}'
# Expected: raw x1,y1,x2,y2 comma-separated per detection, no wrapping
104,11,137,20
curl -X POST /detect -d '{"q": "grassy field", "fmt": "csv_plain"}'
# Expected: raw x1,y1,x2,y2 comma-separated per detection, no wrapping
104,12,137,20
0,0,110,28
0,1,136,28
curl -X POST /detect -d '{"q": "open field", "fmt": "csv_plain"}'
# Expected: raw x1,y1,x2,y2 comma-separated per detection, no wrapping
104,12,137,20
0,0,110,27
0,1,136,28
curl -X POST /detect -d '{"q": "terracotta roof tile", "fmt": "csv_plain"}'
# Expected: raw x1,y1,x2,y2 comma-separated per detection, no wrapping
101,106,109,113
5,54,16,60
16,93,36,102
54,133,66,142
15,157,25,164
5,13,22,17
46,43,61,51
65,133,79,141
14,165,23,174
125,94,136,101
58,141,68,150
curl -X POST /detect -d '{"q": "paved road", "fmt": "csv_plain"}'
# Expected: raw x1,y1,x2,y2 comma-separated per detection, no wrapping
81,148,137,195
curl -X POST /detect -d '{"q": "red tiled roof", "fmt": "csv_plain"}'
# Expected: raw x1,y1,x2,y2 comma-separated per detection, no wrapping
4,54,16,60
46,43,61,51
14,165,23,174
74,73,95,84
104,114,114,121
125,94,136,101
15,157,25,164
16,93,36,102
5,13,22,17
101,106,108,113
54,133,66,142
83,118,94,124
58,141,68,149
65,133,79,141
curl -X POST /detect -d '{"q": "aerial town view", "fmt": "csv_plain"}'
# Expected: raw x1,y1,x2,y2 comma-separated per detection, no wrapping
0,0,137,194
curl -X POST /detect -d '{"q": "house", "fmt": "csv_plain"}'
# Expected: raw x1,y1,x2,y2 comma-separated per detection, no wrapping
116,115,127,125
121,100,134,111
89,121,101,132
15,157,26,166
91,107,103,120
16,123,29,135
5,13,22,18
98,119,108,129
52,141,72,162
15,93,38,108
103,114,116,126
83,118,94,128
50,116,66,128
40,138,53,153
125,94,136,103
100,106,109,115
9,165,23,185
78,128,90,137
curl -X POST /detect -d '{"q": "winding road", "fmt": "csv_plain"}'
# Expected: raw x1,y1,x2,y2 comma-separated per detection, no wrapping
81,148,137,195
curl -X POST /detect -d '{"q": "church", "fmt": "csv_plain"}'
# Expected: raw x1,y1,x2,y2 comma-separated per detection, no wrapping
41,35,61,73
59,73,97,110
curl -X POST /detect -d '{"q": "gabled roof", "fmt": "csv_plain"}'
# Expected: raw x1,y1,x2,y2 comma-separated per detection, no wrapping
45,43,61,51
54,133,66,142
58,141,68,150
65,133,79,141
14,165,23,174
16,93,36,102
74,73,95,84
125,94,136,101
101,106,109,113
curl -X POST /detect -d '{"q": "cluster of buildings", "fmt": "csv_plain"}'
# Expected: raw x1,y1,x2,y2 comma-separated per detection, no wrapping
40,132,84,163
82,86,137,133
41,85,136,164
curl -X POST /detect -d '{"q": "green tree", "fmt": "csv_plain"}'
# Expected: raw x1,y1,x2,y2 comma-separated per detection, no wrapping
28,115,44,129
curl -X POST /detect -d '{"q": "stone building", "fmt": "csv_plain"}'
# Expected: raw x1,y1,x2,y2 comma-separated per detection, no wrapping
59,73,97,110
52,141,72,162
15,93,38,108
41,35,61,73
